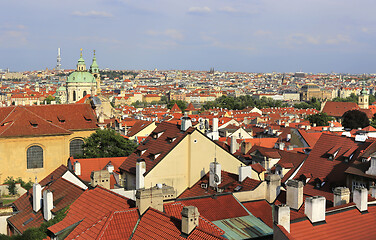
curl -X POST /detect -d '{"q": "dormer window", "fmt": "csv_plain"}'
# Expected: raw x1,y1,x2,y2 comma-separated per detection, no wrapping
57,115,65,123
29,120,38,128
327,146,340,160
83,114,92,122
152,131,164,139
149,153,161,160
167,136,177,143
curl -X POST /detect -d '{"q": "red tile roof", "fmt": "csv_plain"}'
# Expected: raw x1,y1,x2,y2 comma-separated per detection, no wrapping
178,170,261,199
8,166,84,234
48,186,134,239
178,194,249,221
242,200,273,228
132,208,225,240
0,104,97,137
322,101,359,118
126,120,154,137
289,205,376,239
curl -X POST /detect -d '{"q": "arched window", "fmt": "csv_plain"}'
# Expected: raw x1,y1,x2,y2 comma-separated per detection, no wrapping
70,139,84,157
27,146,43,169
73,91,76,101
83,91,87,98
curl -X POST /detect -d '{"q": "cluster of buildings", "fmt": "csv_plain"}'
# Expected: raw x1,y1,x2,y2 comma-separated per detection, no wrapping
2,52,376,239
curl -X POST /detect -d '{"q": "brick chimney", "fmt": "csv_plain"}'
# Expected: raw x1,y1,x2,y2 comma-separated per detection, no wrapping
333,187,350,207
273,204,290,233
305,196,326,224
181,206,200,235
43,190,53,221
33,181,42,212
136,187,163,214
353,186,368,212
286,180,303,210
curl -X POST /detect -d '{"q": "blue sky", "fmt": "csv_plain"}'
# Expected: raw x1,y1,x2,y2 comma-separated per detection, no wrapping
1,0,376,73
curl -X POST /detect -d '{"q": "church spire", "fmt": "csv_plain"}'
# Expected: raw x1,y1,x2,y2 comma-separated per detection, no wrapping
77,48,86,71
90,50,99,74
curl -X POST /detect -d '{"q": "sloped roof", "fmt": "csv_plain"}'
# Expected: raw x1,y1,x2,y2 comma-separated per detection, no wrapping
185,103,196,111
71,156,127,182
132,208,225,240
178,194,249,221
119,122,195,175
289,204,376,239
170,103,182,113
126,120,154,137
48,186,134,239
292,134,372,185
242,200,273,228
8,166,84,234
0,104,97,137
178,170,261,199
322,101,359,117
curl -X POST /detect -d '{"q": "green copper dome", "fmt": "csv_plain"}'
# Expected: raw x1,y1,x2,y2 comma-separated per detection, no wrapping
362,88,368,95
67,71,95,83
77,49,86,66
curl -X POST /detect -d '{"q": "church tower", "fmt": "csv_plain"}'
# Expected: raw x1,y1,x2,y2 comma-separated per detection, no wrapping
77,49,86,71
358,87,369,109
90,50,101,95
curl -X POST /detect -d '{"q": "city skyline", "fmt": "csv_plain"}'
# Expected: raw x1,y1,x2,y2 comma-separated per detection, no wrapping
2,0,376,73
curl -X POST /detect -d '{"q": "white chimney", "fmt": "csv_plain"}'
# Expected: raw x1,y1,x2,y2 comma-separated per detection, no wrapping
181,113,192,131
370,185,376,198
266,174,281,203
74,161,81,176
212,118,219,140
43,190,53,221
239,165,252,182
366,157,376,176
279,142,285,151
209,161,221,187
136,159,146,189
230,135,237,154
286,180,303,210
286,134,291,142
353,186,368,212
107,163,114,173
181,206,200,235
273,204,290,233
333,187,350,207
305,196,326,224
33,182,42,212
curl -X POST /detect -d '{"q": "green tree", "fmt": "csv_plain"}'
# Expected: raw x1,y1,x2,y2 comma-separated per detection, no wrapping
80,129,137,158
370,113,376,128
342,110,369,129
43,95,55,104
3,177,17,195
294,97,321,110
306,113,334,126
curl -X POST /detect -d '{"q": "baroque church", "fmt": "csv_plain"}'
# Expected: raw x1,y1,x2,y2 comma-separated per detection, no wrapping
58,49,101,104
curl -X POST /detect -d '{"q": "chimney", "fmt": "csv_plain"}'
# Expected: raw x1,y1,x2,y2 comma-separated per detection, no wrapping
305,196,326,224
266,174,281,203
286,180,303,210
241,141,252,155
370,185,376,198
287,145,294,151
33,181,42,212
230,135,237,154
278,142,285,151
90,170,110,189
313,123,317,127
365,157,376,175
136,159,146,190
212,118,219,140
273,204,290,233
181,113,192,131
107,162,114,173
353,186,368,212
181,206,200,235
209,161,221,188
286,134,291,142
333,187,350,207
239,165,252,182
136,187,163,215
43,190,53,221
74,161,81,176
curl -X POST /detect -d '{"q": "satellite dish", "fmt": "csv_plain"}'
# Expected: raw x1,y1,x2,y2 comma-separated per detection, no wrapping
214,174,219,183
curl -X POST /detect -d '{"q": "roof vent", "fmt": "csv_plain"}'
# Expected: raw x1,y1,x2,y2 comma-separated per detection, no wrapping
29,120,38,127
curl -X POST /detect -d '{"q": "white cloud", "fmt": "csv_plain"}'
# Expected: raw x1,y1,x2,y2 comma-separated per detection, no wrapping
188,6,211,14
72,10,113,18
284,33,320,46
201,34,255,52
219,6,238,13
146,29,184,41
0,30,28,47
325,34,351,45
